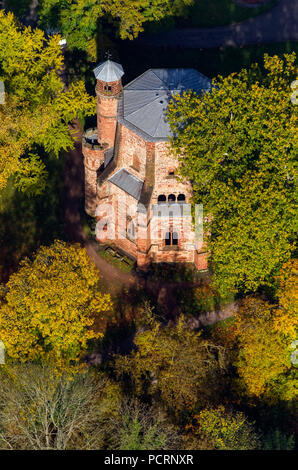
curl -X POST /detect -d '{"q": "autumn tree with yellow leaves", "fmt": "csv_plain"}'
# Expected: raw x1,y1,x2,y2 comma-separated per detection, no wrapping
0,241,112,366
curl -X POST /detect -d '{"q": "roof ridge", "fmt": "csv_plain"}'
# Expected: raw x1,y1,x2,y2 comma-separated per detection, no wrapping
150,69,170,89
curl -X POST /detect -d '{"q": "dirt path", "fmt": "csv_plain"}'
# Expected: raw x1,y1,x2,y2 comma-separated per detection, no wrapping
138,0,298,48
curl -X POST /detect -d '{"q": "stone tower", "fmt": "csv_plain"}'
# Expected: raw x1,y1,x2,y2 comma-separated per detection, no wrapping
82,60,124,216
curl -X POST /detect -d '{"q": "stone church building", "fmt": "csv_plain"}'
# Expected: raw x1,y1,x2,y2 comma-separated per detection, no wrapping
82,60,211,270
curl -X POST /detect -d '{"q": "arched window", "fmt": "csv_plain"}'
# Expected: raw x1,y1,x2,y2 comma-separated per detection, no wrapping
177,194,186,202
158,195,166,203
168,194,176,203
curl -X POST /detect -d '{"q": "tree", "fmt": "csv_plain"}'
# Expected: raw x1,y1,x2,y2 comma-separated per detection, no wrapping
262,429,295,450
0,363,121,449
115,311,228,416
184,406,260,450
233,297,297,402
0,10,96,192
0,241,112,366
108,399,180,450
167,53,298,295
38,0,193,57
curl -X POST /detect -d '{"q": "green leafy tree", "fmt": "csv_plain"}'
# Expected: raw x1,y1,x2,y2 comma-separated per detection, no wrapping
262,429,295,450
168,53,298,295
184,406,260,450
0,10,96,191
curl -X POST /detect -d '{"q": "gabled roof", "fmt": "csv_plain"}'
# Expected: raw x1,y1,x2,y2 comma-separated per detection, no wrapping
109,169,144,200
93,60,124,83
118,68,211,141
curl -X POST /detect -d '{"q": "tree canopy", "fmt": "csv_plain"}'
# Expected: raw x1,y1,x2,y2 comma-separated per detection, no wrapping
0,10,95,192
0,241,112,366
168,53,298,295
38,0,193,57
0,363,120,449
233,295,297,402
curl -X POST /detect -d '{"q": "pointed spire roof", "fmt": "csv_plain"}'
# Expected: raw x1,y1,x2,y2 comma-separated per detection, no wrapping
93,60,124,83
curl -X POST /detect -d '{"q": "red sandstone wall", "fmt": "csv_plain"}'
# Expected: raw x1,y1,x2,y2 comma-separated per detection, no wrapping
117,125,147,179
153,142,192,203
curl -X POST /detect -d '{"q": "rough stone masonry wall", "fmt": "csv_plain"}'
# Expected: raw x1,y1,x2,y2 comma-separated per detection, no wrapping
82,141,107,216
92,115,207,269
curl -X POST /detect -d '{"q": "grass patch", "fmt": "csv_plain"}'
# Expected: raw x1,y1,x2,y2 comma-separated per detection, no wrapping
97,245,135,273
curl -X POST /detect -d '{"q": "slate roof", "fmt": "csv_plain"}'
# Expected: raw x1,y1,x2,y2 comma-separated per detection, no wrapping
109,169,144,200
118,68,211,141
104,147,114,167
93,60,124,83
